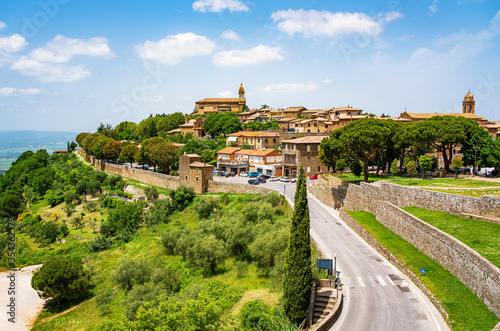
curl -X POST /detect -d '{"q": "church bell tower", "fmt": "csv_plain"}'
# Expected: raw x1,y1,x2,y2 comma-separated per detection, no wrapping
463,90,475,114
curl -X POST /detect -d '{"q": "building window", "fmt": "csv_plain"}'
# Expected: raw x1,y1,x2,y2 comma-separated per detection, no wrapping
307,157,310,163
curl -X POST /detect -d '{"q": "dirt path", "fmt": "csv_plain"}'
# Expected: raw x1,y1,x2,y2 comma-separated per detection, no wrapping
0,265,45,330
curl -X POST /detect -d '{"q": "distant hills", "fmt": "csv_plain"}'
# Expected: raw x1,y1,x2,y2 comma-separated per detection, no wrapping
0,130,78,170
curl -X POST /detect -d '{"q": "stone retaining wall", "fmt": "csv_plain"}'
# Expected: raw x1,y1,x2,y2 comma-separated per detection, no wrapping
338,210,450,323
207,180,273,195
91,157,181,189
344,181,500,219
376,202,500,317
308,184,347,210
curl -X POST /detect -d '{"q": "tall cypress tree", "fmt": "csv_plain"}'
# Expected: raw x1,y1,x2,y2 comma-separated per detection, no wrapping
283,166,312,324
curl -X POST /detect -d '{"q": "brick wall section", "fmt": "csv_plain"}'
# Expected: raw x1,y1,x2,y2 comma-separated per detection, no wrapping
338,210,450,324
376,202,500,318
344,181,500,219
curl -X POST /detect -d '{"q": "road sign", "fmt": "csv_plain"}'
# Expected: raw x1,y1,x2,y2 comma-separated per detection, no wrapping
317,259,333,271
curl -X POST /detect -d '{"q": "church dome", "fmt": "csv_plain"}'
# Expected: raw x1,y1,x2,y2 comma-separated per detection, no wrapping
464,90,474,101
239,83,245,93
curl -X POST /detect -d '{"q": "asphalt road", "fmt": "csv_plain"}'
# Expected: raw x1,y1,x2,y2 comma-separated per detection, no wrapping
214,175,450,331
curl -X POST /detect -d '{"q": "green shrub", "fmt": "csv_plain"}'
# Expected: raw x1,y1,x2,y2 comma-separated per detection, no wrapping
87,235,112,252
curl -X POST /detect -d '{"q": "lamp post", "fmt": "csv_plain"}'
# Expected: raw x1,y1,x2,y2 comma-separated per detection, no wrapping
333,253,337,287
473,146,479,176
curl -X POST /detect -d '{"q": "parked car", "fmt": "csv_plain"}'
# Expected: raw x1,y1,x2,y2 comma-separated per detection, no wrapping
248,171,259,178
257,176,266,183
269,176,279,181
280,176,290,182
240,172,248,177
248,179,259,185
309,174,319,180
291,177,297,183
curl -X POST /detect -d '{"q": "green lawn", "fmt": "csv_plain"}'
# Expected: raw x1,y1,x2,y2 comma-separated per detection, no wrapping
346,210,499,331
421,188,500,198
327,173,408,183
387,178,500,188
402,207,500,268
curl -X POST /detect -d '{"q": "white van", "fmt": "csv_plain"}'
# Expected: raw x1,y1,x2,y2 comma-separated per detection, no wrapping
477,167,495,177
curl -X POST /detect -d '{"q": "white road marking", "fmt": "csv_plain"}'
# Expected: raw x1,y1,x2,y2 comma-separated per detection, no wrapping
377,276,387,286
357,276,365,287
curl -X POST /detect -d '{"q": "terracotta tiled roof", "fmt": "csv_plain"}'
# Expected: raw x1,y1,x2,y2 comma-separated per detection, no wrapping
401,112,487,121
284,107,305,112
281,136,328,144
196,98,242,103
216,147,240,154
190,161,213,168
235,148,280,156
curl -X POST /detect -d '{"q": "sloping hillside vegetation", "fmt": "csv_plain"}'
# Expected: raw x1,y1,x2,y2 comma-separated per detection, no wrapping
1,151,299,330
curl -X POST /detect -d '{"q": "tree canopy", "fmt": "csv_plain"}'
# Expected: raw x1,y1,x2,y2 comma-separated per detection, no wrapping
203,112,242,135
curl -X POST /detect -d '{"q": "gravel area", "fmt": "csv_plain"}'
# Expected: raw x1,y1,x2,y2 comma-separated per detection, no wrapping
0,265,45,330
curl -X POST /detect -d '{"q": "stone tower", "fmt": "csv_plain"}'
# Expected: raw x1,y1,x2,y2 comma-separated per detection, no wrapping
463,90,475,114
238,83,246,111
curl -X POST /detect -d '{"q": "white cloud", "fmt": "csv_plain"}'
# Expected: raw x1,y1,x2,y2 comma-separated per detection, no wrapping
213,44,284,67
28,35,113,63
262,83,317,93
409,10,500,67
322,78,333,84
217,90,235,98
220,30,241,41
10,35,112,82
146,96,165,103
193,0,249,13
0,87,43,96
0,34,27,53
379,11,403,22
11,59,91,82
429,0,439,14
271,9,402,37
135,32,216,65
0,21,6,30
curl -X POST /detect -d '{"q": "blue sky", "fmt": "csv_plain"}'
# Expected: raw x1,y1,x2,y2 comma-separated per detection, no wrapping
0,0,499,132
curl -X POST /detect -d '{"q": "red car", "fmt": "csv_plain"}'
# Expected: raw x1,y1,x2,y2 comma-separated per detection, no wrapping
309,174,319,180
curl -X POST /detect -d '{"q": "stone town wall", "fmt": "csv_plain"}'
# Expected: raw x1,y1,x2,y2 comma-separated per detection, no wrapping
308,184,347,209
78,149,275,196
207,180,273,195
338,210,450,323
91,157,181,190
308,176,349,209
344,181,500,219
375,202,500,318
